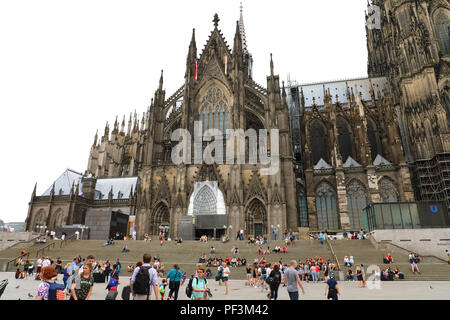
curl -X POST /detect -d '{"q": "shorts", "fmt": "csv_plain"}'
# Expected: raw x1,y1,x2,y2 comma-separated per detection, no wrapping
247,273,252,277
259,275,266,280
222,277,229,282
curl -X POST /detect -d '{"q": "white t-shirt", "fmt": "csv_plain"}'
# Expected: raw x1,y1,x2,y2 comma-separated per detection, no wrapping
36,259,43,267
223,267,230,277
42,259,51,267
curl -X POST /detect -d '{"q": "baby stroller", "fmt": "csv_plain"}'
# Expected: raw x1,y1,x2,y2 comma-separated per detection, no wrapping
0,279,8,299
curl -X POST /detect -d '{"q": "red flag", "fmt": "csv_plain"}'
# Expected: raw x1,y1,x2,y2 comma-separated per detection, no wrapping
194,60,198,80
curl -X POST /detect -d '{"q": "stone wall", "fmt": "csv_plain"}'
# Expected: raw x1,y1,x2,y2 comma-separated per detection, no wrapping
368,229,450,261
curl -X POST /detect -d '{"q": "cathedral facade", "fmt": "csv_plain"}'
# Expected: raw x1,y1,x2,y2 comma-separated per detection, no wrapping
25,2,449,239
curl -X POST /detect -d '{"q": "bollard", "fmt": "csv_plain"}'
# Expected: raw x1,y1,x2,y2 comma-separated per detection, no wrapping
339,271,344,281
2,264,7,272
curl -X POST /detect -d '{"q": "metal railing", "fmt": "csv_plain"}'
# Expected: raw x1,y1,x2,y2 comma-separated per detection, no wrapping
3,252,30,272
325,236,341,270
60,234,77,248
35,242,55,258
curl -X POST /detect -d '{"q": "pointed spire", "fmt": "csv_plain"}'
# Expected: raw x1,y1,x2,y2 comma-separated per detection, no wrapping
93,130,98,146
31,183,37,199
239,2,249,55
270,53,274,76
129,185,134,199
121,115,125,134
75,183,80,195
159,69,164,91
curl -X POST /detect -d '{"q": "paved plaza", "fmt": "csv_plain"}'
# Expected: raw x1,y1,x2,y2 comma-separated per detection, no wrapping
1,272,449,300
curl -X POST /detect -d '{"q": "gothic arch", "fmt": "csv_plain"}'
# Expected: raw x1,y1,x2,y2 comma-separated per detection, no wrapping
53,209,65,229
309,120,330,165
378,176,399,203
33,209,47,232
315,181,339,231
432,9,450,55
346,179,368,230
151,201,170,235
244,197,267,237
193,184,217,215
336,116,355,161
367,117,383,161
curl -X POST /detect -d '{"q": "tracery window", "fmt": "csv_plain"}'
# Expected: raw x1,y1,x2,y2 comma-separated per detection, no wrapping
434,11,450,55
337,118,354,161
379,178,399,203
200,87,229,133
316,182,339,230
310,121,329,165
346,180,368,229
193,185,217,215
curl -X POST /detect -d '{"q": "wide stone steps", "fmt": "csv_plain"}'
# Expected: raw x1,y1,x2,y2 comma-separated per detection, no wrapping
329,240,450,281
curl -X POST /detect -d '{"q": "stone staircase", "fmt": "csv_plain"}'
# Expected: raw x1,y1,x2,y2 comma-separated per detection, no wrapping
1,238,448,281
329,239,450,281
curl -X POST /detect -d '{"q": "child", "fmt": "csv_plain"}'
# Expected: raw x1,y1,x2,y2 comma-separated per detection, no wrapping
159,279,167,300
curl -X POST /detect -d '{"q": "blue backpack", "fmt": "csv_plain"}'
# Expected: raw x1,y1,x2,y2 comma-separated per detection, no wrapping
45,281,66,300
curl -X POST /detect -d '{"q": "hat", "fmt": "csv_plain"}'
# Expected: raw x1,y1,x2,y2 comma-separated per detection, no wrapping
329,272,335,278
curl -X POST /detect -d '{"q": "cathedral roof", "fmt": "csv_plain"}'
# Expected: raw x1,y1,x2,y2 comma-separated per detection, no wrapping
314,158,332,170
373,154,392,167
343,156,362,168
94,177,139,200
42,169,83,196
289,76,388,108
42,169,139,200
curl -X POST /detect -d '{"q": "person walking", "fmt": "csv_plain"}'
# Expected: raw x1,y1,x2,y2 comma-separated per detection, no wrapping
284,260,305,300
267,264,282,300
130,253,159,300
324,272,340,300
167,264,183,300
35,266,58,300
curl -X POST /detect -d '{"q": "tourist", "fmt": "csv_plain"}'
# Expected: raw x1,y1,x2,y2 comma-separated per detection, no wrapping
384,253,394,264
410,255,421,274
70,263,94,300
23,260,31,279
252,264,259,287
130,253,159,300
55,257,63,274
446,250,450,265
245,265,252,286
167,264,182,300
324,272,340,300
121,244,130,253
222,262,230,295
347,269,354,281
267,264,282,300
284,260,306,300
62,263,72,289
191,267,208,300
349,255,354,266
344,256,350,267
258,263,267,288
159,279,167,300
35,266,58,300
311,263,319,283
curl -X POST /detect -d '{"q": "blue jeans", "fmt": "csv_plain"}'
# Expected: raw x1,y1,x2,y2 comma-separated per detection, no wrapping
288,291,299,300
312,272,318,281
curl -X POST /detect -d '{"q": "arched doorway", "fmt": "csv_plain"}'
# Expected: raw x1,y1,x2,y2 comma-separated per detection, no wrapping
33,209,47,233
245,198,267,237
151,202,170,236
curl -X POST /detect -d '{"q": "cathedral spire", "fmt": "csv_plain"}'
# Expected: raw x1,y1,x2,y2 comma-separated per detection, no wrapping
239,2,249,55
159,69,164,91
270,53,274,76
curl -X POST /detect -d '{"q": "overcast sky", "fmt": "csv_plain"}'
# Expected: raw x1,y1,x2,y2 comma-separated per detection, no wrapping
0,0,369,223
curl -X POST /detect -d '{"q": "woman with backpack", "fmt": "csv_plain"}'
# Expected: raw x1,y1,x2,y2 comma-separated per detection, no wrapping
267,264,282,300
191,267,208,300
35,266,58,300
70,263,94,300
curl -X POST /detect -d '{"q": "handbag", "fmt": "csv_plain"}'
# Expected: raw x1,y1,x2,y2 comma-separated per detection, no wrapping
265,276,274,285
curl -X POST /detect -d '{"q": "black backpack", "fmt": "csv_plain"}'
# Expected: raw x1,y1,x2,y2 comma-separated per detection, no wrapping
133,266,150,295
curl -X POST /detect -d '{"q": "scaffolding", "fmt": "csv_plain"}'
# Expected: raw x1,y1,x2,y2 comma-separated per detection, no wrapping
413,152,450,212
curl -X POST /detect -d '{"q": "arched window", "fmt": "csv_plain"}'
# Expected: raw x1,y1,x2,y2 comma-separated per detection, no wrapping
33,209,47,232
316,182,339,230
367,119,382,161
193,185,217,215
346,180,368,229
200,87,229,133
379,178,399,203
434,11,450,55
297,185,308,227
53,209,65,229
337,118,354,161
310,121,329,165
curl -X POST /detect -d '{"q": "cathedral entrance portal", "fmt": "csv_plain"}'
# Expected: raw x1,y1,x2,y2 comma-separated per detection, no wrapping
151,202,170,235
245,198,267,237
186,181,227,239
